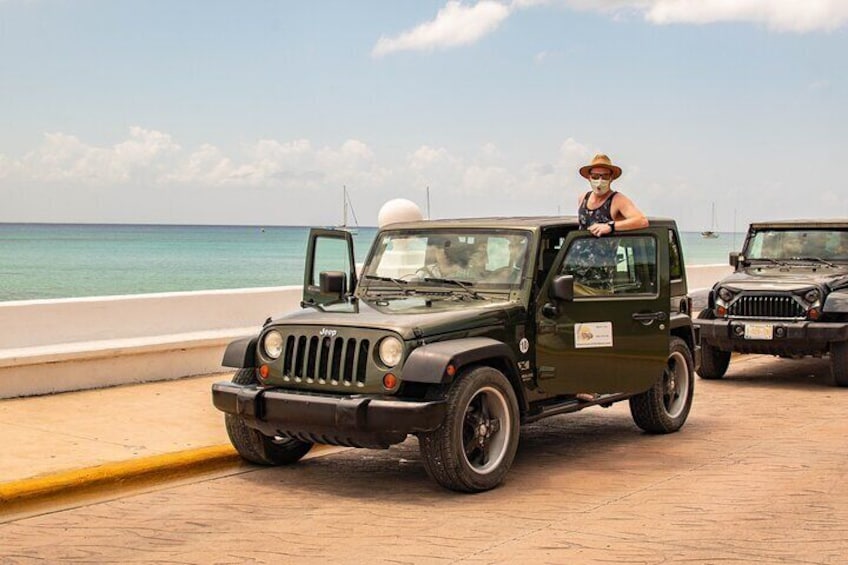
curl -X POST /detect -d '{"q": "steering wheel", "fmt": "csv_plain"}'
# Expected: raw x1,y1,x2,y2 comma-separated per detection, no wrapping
400,266,436,280
487,266,521,282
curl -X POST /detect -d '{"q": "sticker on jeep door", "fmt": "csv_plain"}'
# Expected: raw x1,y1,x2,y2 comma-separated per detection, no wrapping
575,322,613,349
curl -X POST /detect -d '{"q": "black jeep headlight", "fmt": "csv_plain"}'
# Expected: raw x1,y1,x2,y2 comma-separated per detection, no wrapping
262,330,284,360
804,289,820,304
718,287,734,302
378,336,403,367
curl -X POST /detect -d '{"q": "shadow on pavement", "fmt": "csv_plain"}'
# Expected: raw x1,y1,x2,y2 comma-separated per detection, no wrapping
717,355,837,390
231,410,681,501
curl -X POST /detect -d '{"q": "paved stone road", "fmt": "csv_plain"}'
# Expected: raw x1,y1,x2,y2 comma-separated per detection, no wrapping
2,354,847,564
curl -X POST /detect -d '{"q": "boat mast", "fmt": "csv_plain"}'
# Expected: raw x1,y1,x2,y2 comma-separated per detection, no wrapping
342,185,347,228
426,186,431,220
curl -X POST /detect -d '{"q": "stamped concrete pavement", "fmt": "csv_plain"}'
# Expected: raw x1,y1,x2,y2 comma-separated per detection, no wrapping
2,353,847,564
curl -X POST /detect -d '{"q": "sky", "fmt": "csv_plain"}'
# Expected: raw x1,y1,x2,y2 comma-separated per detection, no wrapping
1,0,846,230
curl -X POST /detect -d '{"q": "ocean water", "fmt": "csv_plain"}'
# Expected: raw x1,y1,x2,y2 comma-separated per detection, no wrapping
0,223,741,302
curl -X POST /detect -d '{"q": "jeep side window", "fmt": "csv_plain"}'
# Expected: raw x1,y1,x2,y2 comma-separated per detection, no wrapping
561,235,658,296
669,229,683,281
312,237,353,287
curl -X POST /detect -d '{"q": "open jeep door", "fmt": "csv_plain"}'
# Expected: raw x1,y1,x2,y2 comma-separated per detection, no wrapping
302,228,357,307
535,228,670,394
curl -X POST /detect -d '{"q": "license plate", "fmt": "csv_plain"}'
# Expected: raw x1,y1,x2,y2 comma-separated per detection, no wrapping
744,323,774,340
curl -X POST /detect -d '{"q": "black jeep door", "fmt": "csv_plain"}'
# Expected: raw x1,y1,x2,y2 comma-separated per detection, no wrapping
303,228,357,306
535,228,670,394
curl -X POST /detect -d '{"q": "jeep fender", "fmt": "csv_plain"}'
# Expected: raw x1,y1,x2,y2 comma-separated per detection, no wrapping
403,337,516,384
222,337,258,368
823,289,848,314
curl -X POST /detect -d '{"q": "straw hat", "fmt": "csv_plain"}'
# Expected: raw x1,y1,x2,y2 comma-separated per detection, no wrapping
579,153,622,180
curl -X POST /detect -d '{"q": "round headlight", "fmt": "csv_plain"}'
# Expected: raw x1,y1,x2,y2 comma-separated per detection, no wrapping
378,336,403,368
718,287,734,302
804,289,821,304
263,330,284,359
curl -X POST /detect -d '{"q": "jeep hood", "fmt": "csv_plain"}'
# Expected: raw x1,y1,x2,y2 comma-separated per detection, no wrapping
719,266,848,292
271,297,518,340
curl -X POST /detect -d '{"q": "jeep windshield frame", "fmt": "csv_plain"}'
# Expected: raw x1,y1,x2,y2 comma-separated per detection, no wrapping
358,228,534,299
744,228,848,264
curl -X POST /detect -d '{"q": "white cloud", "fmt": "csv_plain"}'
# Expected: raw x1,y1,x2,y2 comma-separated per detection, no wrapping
0,128,390,190
372,1,512,57
372,0,848,57
1,128,610,218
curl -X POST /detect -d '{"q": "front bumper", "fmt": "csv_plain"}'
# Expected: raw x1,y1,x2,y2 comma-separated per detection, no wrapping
212,382,446,449
697,319,848,355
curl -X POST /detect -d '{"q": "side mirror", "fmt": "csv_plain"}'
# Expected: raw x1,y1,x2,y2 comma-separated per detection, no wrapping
320,271,346,300
549,274,575,301
729,252,740,269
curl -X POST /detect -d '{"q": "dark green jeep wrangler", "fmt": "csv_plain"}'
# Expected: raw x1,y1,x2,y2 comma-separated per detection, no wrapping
212,217,698,492
697,220,848,386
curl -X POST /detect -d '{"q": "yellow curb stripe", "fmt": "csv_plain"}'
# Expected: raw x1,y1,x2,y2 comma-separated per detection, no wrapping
0,444,240,508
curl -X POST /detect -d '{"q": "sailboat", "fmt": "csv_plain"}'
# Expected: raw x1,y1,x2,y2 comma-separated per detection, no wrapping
701,202,719,239
336,185,359,234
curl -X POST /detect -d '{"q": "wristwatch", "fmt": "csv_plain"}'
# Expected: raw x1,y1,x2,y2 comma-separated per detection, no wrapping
607,221,616,234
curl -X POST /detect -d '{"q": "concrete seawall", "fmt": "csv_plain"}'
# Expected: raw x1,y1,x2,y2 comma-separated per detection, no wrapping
0,286,303,398
0,265,731,399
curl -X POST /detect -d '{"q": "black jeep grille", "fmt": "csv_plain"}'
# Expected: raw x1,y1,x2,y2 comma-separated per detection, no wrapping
728,295,805,319
280,332,371,385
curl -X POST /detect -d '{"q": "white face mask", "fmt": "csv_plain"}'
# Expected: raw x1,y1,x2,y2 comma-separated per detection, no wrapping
590,178,611,195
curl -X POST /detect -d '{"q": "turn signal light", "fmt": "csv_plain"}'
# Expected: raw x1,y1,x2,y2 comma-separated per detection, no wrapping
383,373,398,390
259,364,270,380
716,305,727,317
808,308,821,320
446,364,457,378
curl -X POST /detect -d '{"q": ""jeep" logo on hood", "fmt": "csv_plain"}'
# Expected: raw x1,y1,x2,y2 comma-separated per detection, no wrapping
319,328,338,338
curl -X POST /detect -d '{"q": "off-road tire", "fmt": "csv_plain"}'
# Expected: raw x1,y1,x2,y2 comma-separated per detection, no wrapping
696,309,731,380
418,366,520,493
629,337,695,434
831,341,848,387
225,368,313,465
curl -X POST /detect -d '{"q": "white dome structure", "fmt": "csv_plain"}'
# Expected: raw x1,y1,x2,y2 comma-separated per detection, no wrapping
377,199,424,228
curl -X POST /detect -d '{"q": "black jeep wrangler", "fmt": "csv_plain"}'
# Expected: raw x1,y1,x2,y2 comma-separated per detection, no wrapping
212,217,698,492
696,220,848,386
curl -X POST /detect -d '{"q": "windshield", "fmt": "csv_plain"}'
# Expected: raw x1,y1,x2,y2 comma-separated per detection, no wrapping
745,229,848,261
363,229,532,290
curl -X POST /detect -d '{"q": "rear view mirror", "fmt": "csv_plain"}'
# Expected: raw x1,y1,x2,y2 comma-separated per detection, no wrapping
550,275,575,301
729,252,740,269
320,271,346,300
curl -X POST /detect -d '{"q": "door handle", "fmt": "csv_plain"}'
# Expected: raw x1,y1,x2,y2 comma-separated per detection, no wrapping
632,311,667,324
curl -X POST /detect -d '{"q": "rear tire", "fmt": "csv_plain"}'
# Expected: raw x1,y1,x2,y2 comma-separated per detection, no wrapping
418,366,520,493
696,309,731,380
225,368,313,465
630,337,694,434
831,342,848,387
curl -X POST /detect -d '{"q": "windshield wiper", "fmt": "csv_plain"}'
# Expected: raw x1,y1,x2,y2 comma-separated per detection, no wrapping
787,256,837,268
748,257,786,266
422,277,488,300
363,274,409,292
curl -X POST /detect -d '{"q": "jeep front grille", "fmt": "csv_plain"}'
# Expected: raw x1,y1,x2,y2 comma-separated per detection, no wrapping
281,333,371,385
728,295,805,319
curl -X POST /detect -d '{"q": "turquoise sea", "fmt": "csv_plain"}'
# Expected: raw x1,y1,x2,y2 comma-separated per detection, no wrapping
0,223,743,302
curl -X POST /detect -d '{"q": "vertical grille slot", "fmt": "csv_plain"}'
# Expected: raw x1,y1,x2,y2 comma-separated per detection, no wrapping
305,336,319,380
318,337,331,381
729,295,804,319
294,336,307,378
331,337,344,382
282,335,295,376
356,340,370,384
343,338,357,383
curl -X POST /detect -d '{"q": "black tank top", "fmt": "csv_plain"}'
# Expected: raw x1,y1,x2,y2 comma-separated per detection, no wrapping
578,191,617,230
